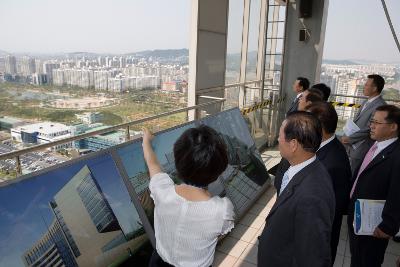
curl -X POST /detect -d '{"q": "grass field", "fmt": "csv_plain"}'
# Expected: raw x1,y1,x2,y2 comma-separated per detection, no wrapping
0,82,187,128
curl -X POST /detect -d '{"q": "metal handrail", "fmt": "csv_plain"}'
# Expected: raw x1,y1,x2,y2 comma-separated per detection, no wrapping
0,99,225,161
330,93,400,103
195,80,262,94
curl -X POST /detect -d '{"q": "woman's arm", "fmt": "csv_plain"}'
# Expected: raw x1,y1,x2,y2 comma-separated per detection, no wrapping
142,128,162,177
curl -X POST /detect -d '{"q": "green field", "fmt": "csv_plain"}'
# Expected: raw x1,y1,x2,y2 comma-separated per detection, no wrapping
0,82,187,128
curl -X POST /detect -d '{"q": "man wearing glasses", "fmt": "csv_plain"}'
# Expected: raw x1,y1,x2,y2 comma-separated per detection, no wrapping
341,74,386,174
347,105,400,267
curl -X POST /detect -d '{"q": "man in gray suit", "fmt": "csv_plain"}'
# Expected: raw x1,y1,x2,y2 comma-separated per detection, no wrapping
341,74,386,173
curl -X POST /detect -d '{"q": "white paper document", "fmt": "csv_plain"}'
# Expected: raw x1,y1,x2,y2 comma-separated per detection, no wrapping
343,119,360,136
353,199,400,237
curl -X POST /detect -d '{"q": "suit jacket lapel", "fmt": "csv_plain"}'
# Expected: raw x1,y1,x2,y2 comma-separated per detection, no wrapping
288,97,298,113
317,141,331,161
361,140,399,174
267,161,317,219
354,99,367,122
355,96,383,122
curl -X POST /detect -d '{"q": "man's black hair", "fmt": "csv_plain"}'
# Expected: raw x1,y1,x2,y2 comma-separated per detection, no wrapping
297,77,310,90
284,111,322,153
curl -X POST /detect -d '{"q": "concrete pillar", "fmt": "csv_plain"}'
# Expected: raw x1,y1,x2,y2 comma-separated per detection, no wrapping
280,0,329,112
188,0,229,120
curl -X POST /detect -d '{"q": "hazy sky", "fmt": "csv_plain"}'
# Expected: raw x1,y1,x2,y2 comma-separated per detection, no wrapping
0,0,399,62
0,0,191,54
323,0,400,62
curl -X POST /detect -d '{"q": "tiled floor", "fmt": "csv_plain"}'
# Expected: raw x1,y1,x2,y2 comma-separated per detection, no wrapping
213,149,400,267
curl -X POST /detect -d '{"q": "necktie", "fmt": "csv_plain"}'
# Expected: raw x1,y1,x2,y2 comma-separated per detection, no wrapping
279,170,290,196
350,143,378,198
360,101,369,113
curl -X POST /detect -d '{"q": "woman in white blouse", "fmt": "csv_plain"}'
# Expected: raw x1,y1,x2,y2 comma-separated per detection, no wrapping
142,125,235,267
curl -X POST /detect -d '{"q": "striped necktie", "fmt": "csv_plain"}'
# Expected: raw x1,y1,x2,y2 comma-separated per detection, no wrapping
279,170,290,196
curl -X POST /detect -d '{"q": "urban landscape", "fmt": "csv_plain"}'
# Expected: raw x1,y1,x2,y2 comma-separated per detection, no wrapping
0,49,190,179
1,48,400,180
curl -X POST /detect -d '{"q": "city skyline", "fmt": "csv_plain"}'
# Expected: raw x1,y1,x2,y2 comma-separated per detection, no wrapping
0,0,399,62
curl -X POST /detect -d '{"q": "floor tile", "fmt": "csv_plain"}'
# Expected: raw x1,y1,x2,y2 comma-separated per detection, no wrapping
233,258,257,267
382,252,399,267
248,203,270,218
386,239,400,256
213,251,238,267
343,256,351,267
230,224,258,243
249,229,261,245
337,239,346,256
333,255,344,267
340,227,348,241
239,243,258,265
239,214,265,230
217,237,249,258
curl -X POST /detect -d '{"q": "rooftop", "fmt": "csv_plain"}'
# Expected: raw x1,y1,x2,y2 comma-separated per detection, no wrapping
14,122,70,133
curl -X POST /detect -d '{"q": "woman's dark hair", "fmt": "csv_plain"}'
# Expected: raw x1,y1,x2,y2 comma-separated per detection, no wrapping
284,111,322,153
173,125,228,187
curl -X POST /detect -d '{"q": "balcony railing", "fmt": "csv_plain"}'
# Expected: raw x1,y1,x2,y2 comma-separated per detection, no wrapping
3,82,399,180
0,98,225,178
1,80,283,179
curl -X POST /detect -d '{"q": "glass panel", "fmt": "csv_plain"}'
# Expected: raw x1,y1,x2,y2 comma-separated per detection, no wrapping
226,0,245,84
117,108,270,219
0,153,152,267
246,0,262,81
0,0,190,171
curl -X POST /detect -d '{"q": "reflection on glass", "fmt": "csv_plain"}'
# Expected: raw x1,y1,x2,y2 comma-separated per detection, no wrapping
0,154,149,267
117,108,270,219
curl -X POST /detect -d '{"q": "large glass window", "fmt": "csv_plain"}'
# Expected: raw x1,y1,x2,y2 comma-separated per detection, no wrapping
0,0,191,177
225,0,245,84
246,0,262,81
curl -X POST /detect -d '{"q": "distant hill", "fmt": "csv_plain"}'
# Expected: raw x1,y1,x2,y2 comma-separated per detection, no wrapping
322,59,359,65
126,49,189,58
0,49,10,57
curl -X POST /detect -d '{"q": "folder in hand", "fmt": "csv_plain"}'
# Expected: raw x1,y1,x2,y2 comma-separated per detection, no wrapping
354,199,400,237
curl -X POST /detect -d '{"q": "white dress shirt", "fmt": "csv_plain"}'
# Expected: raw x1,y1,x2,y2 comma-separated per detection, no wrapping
361,94,381,112
371,137,398,159
149,172,235,267
285,156,316,185
318,135,336,150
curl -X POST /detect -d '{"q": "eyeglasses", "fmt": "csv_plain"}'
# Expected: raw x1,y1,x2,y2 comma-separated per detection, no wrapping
369,119,392,125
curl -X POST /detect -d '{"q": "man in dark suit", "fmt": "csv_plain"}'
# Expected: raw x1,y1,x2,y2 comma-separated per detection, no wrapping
275,103,352,265
308,102,352,265
258,111,335,267
286,77,310,115
311,83,331,101
341,74,386,174
348,105,400,267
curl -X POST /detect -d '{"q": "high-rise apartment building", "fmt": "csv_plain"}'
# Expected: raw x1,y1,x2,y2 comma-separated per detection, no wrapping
43,62,60,83
21,56,36,76
5,55,17,75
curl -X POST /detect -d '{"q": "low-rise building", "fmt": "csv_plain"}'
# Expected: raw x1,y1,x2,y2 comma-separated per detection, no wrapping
11,122,72,150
